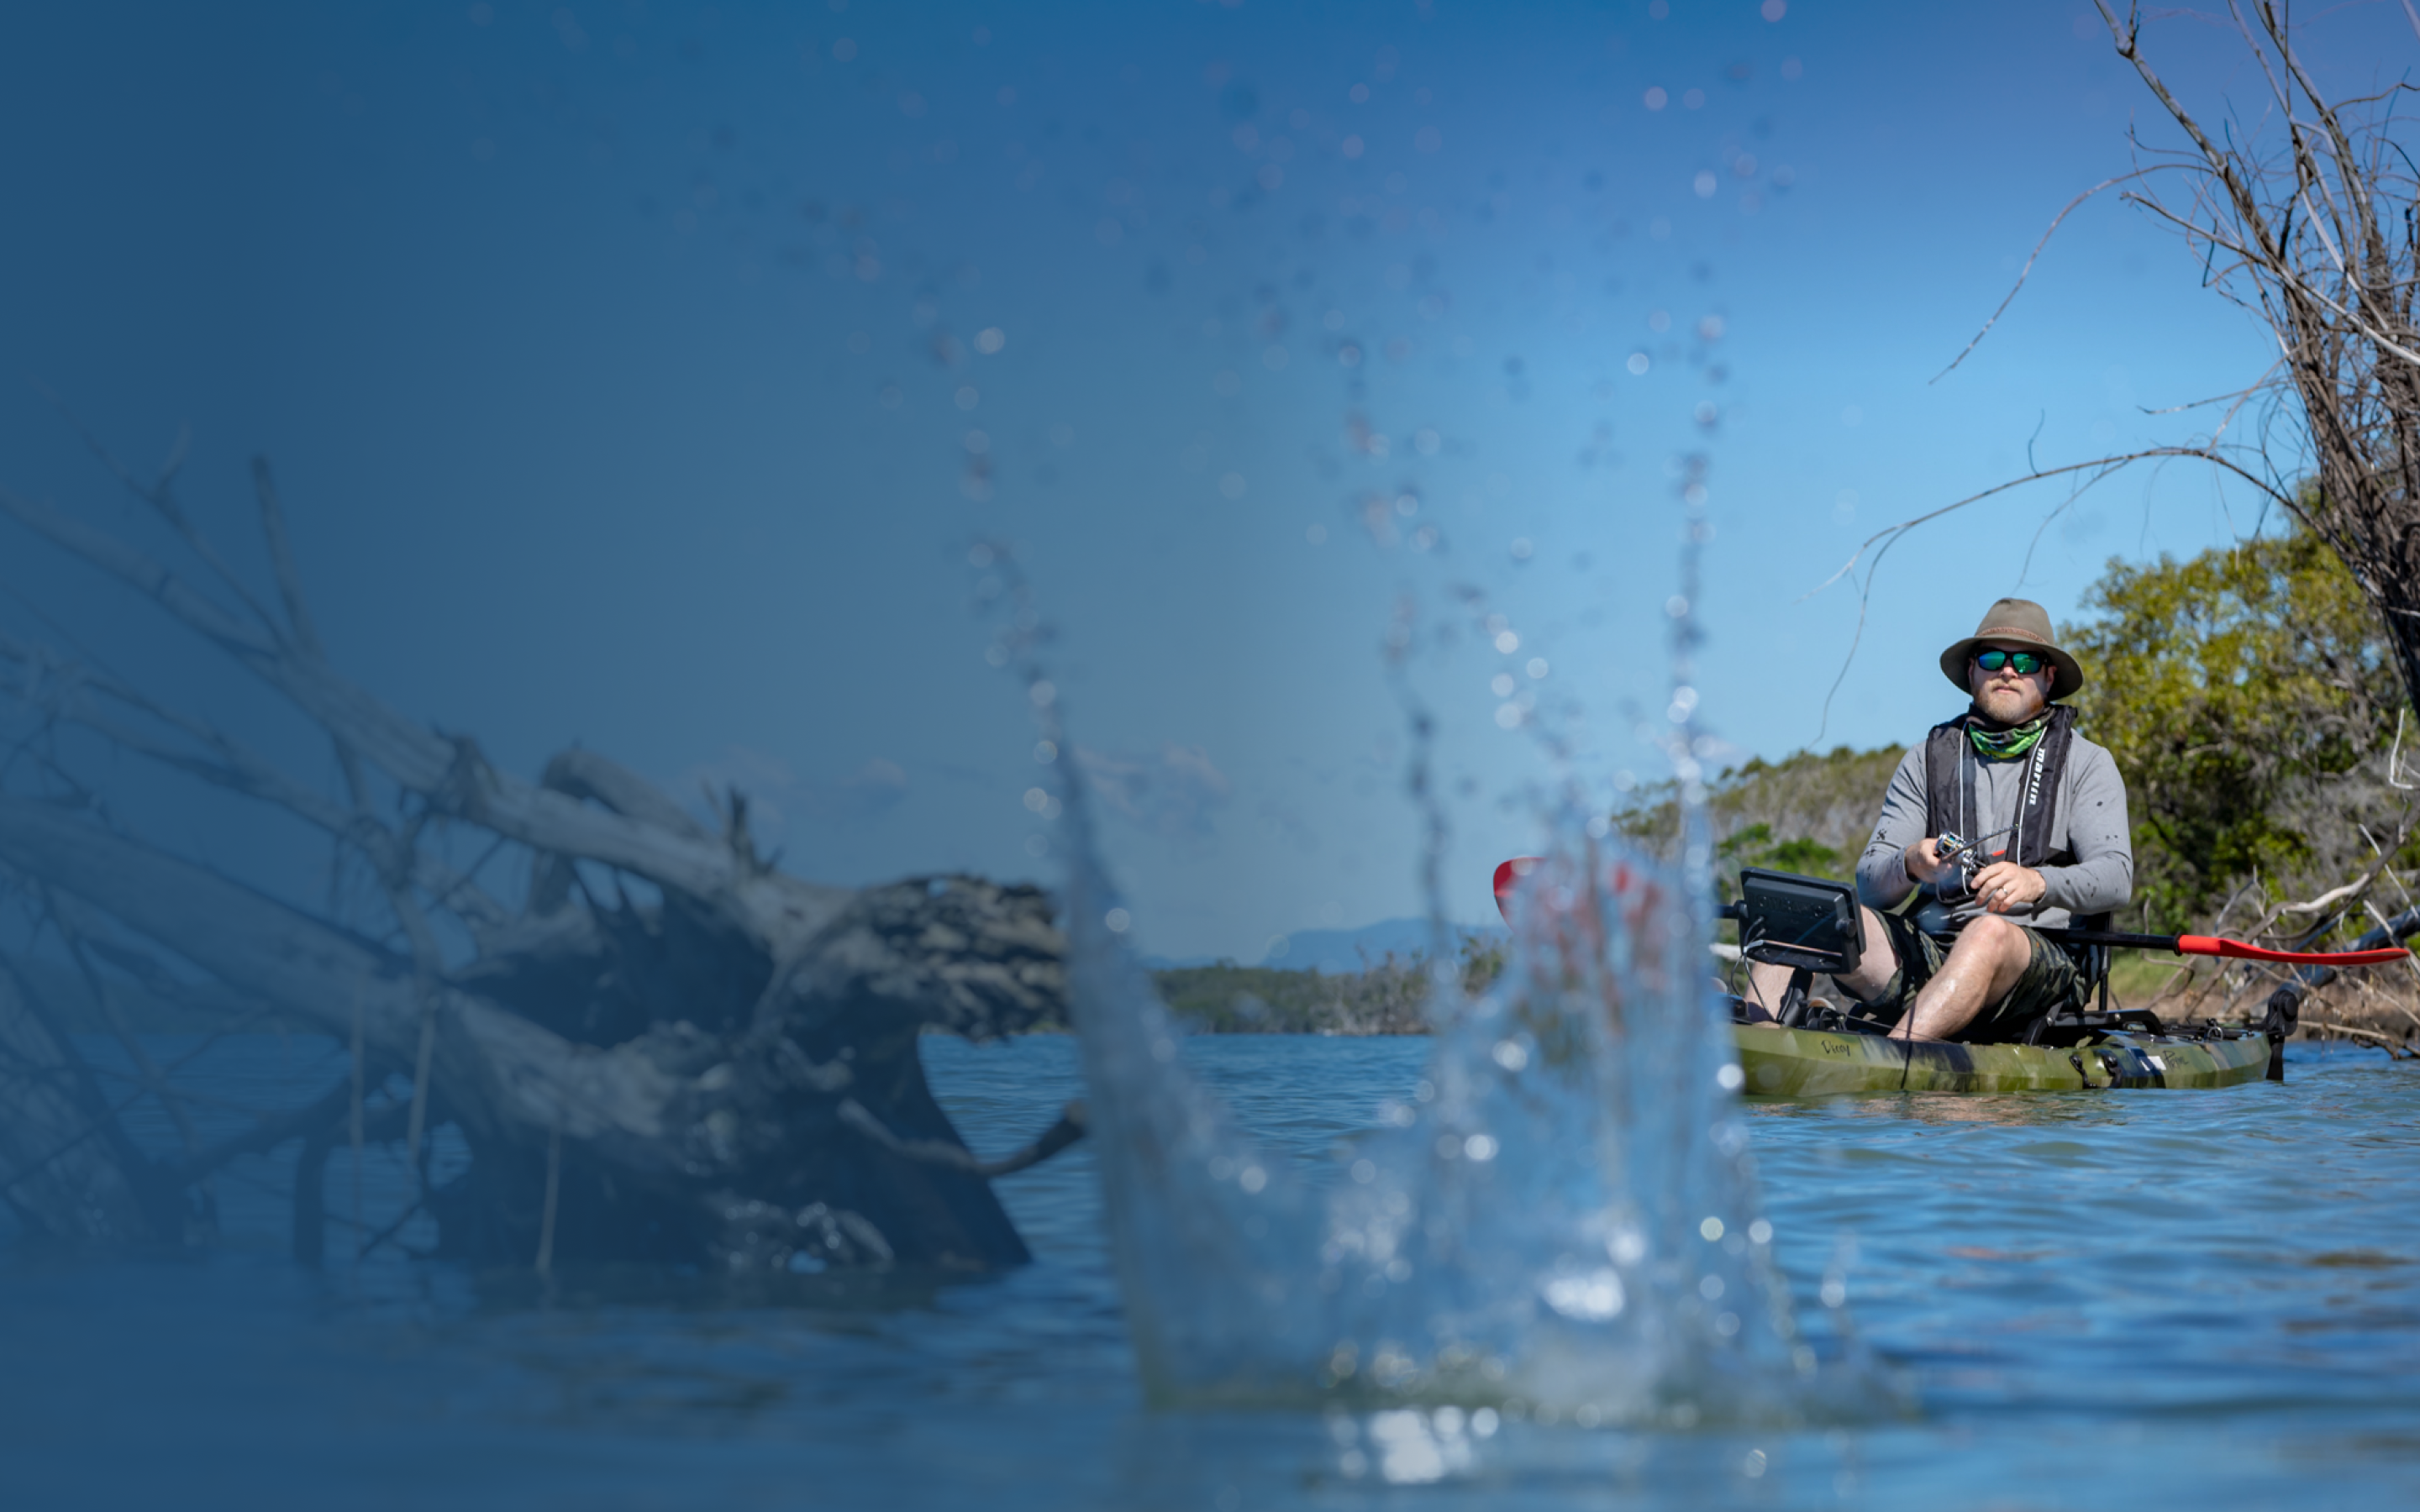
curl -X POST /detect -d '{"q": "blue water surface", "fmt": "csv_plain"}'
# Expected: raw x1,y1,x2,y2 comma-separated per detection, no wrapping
3,1033,2415,1510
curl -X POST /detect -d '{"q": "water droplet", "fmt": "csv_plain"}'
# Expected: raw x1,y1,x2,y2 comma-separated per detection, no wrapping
1700,1216,1725,1242
1105,907,1131,933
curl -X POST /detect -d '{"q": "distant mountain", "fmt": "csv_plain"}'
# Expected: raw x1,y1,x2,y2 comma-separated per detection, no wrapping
1136,950,1226,971
1260,916,1502,975
1136,916,1503,975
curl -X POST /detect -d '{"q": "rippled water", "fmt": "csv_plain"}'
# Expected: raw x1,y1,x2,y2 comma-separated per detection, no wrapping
6,1033,2417,1509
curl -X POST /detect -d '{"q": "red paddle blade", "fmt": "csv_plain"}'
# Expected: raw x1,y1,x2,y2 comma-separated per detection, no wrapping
1492,856,1544,921
2175,935,2414,967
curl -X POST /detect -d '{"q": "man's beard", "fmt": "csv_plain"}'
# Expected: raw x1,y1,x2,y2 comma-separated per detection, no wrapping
1970,685,2045,727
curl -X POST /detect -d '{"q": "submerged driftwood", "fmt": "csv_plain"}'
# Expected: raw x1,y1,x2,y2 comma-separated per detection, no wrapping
0,451,1072,1271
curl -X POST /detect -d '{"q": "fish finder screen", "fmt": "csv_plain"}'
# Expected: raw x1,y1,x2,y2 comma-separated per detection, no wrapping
1735,869,1864,976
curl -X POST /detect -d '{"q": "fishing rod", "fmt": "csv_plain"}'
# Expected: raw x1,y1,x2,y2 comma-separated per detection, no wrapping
1926,829,2411,965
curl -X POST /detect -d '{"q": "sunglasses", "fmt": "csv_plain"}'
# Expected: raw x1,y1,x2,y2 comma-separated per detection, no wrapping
1973,648,2049,675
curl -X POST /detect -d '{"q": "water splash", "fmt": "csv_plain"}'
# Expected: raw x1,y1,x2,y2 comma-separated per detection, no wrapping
1057,784,1863,1424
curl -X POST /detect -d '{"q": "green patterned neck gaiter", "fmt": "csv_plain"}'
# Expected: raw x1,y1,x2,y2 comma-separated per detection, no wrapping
1966,706,2054,760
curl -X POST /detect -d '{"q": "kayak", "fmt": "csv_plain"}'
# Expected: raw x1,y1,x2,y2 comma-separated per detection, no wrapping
1487,856,2341,1094
1731,1021,2271,1096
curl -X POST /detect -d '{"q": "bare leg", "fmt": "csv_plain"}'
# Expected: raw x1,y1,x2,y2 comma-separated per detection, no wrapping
1741,905,1898,1024
1890,915,2035,1042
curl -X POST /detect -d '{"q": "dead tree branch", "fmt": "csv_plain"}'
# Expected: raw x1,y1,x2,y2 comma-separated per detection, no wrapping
0,449,1072,1274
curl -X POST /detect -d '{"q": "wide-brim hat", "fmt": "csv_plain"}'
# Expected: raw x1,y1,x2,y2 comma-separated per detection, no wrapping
1939,596,2085,701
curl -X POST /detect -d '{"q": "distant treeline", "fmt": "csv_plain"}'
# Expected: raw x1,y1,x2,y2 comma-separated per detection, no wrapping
1146,935,1507,1036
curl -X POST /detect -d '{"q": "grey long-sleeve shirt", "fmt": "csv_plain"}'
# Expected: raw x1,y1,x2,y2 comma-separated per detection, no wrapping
1854,724,2135,931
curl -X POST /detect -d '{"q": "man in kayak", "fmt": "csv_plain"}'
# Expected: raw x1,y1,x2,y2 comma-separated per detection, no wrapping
1744,597,2133,1042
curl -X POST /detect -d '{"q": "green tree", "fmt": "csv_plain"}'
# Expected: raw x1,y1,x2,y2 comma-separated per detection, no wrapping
2065,526,2407,932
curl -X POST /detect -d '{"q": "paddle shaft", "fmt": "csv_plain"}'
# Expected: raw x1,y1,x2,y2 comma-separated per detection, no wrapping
2034,927,2191,953
2020,927,2407,968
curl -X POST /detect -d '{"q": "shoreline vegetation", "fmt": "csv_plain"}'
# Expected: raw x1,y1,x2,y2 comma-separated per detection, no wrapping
1148,933,1507,1035
34,922,2403,1051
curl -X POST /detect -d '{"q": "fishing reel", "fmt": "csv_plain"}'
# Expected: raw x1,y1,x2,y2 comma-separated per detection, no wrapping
1928,830,1986,906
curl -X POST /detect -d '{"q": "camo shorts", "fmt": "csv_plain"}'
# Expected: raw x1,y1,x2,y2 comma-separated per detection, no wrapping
1854,912,2087,1043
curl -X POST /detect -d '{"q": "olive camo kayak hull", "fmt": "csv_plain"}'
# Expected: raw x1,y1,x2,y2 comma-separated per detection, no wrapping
1733,1023,2270,1095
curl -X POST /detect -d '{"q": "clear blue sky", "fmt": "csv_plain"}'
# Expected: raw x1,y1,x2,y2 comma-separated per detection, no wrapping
0,2,2399,960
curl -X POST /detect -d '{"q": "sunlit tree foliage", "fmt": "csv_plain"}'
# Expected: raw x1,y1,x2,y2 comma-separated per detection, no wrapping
2066,524,2410,933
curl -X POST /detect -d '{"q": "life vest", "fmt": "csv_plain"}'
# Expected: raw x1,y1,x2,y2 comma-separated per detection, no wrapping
1921,703,2079,869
